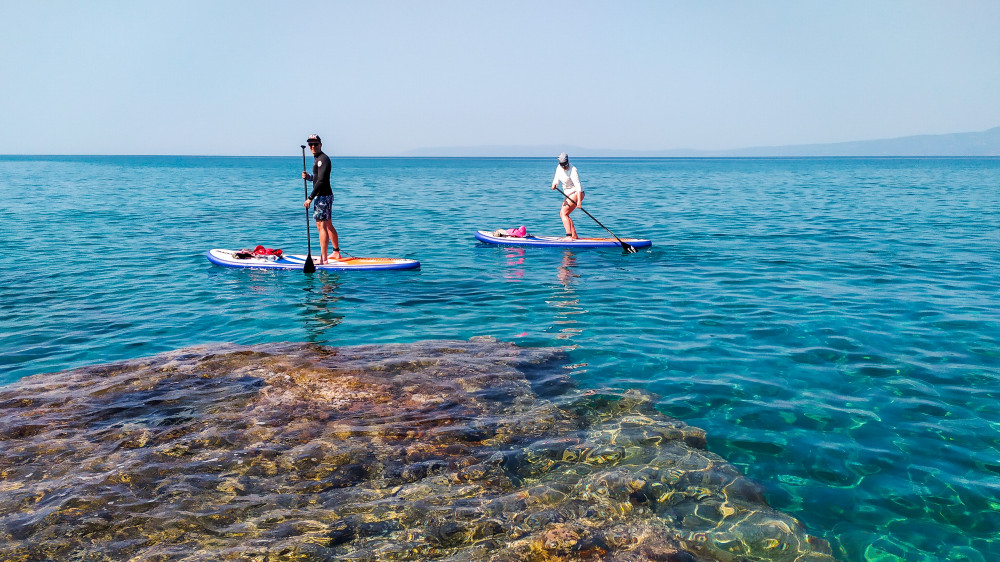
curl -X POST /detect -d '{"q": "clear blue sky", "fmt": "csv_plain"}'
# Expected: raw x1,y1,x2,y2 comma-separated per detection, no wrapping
3,1,999,156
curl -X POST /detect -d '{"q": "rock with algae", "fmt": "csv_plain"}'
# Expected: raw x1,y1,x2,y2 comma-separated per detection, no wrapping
0,338,837,561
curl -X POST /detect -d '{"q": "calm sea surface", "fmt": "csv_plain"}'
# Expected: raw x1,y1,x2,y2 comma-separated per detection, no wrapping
1,155,998,560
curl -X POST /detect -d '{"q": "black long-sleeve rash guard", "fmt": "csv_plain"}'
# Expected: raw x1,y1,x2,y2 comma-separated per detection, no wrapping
308,152,333,200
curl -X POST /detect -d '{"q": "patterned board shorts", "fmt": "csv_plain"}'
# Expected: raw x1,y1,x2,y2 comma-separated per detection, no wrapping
312,195,333,221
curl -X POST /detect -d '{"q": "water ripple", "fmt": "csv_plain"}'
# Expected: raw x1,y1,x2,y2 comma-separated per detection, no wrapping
2,156,1000,560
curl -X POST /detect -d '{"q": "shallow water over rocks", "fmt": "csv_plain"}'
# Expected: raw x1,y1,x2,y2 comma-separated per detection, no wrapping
0,338,836,561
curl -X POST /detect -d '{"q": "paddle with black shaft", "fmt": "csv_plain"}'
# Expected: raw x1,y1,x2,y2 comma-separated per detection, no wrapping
300,145,316,273
552,186,638,254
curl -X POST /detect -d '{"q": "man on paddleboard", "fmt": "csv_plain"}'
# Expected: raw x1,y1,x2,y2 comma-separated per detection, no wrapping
301,134,341,262
550,152,584,240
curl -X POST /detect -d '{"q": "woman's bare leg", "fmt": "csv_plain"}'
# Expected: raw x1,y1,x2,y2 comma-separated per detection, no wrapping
560,203,575,239
561,192,584,239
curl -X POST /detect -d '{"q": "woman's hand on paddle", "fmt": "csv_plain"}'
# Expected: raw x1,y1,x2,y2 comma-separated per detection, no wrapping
302,171,311,180
303,198,311,209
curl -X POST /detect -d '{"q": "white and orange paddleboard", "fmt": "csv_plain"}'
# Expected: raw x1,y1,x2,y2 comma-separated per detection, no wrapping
207,249,419,271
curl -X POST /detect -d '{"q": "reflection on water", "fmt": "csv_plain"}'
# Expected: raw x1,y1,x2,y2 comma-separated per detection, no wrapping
550,250,586,341
557,250,580,287
0,339,837,561
502,247,525,280
300,275,344,342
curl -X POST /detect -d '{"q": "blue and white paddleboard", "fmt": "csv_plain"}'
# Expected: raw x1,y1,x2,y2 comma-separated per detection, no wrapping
207,249,419,271
474,230,651,249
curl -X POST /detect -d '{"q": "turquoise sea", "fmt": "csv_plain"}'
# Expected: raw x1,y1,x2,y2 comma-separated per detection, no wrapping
2,155,999,561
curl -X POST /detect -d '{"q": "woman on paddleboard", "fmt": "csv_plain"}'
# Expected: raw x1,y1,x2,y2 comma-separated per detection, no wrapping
550,152,584,240
301,134,341,262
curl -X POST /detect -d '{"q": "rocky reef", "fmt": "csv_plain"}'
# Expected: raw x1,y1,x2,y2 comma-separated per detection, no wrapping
0,338,836,561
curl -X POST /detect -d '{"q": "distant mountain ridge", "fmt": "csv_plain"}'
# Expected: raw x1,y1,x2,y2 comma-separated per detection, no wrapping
402,126,1000,157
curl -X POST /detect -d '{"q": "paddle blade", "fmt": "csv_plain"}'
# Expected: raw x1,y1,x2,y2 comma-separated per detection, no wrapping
621,241,638,254
303,255,316,273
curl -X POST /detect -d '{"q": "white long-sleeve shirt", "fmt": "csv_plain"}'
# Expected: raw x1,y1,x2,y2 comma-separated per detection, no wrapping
552,165,583,197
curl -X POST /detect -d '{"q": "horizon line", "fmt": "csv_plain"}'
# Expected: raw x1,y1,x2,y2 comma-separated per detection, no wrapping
4,153,1000,159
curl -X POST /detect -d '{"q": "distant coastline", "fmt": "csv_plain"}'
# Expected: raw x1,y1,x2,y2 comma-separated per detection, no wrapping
402,126,1000,158
4,127,999,159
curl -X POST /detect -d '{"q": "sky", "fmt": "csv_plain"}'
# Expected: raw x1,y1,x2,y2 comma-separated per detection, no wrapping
2,1,999,156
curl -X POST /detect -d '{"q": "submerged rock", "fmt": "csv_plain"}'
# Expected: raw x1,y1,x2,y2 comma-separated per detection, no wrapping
0,338,836,561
